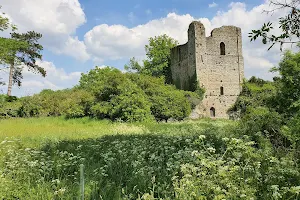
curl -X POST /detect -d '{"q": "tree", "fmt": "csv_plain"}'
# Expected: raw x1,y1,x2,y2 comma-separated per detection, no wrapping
0,6,45,95
249,0,300,50
271,48,300,116
0,38,26,86
0,5,17,86
125,34,178,83
0,31,46,96
0,6,16,32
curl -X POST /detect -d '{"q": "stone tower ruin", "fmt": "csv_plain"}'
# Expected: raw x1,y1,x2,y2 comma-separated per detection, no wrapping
170,21,244,118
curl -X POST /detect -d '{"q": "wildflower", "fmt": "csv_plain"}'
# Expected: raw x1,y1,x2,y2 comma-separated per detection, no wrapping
199,135,206,140
207,147,216,153
191,150,199,156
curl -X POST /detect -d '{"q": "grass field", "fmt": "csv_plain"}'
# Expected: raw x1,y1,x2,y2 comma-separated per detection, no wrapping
0,117,236,199
0,117,234,147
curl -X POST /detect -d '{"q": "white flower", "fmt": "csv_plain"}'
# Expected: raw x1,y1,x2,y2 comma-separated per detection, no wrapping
199,135,206,140
207,147,216,153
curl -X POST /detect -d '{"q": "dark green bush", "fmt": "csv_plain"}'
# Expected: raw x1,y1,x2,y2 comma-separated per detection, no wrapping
237,107,287,149
79,67,196,122
229,77,276,118
126,73,199,121
109,81,153,122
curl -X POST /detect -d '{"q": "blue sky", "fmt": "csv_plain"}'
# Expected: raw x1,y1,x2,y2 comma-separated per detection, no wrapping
48,0,264,72
0,0,287,96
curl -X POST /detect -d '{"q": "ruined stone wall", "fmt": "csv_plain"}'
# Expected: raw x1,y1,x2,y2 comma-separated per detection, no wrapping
170,44,191,90
170,23,198,91
170,21,244,119
196,26,244,118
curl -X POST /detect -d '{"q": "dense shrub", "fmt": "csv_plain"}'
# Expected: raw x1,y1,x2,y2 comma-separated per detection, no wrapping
271,50,300,116
19,89,94,118
229,77,276,117
235,107,288,150
79,67,198,122
109,82,153,122
89,79,153,122
1,67,200,122
0,89,94,119
126,73,196,121
0,101,22,118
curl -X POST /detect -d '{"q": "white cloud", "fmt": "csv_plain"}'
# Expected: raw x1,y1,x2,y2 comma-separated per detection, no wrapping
209,2,218,8
54,36,91,61
84,0,289,80
0,61,82,96
0,0,89,61
84,13,211,61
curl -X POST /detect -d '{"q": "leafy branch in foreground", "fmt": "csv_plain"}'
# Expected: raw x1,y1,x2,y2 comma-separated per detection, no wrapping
249,0,300,50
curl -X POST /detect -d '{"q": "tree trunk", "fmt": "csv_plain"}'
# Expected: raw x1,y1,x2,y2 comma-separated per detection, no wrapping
7,62,14,96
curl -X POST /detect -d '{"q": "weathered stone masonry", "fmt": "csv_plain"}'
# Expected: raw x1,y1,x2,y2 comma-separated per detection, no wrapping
170,21,244,118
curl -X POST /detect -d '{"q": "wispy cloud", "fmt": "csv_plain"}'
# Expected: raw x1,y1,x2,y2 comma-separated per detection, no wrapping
209,2,218,8
128,12,135,23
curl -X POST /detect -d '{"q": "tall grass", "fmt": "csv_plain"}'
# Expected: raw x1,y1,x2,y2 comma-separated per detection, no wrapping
0,117,233,147
0,117,236,199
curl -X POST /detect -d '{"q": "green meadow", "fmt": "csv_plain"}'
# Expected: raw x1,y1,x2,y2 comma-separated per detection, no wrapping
0,117,238,199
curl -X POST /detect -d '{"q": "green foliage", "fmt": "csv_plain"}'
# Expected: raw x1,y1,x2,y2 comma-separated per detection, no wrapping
79,67,194,122
0,37,28,65
126,73,195,121
0,6,17,32
271,50,300,116
25,89,93,118
79,67,153,122
1,66,195,122
11,31,45,75
281,114,300,158
0,100,22,118
0,89,94,119
125,34,178,83
1,118,299,199
237,107,285,149
173,136,300,200
0,119,235,199
109,81,153,122
150,87,191,121
249,1,300,50
229,76,276,117
229,53,300,154
0,30,45,96
0,94,20,118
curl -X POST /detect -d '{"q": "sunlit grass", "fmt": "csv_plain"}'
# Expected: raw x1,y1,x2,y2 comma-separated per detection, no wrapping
0,117,235,148
0,117,146,147
0,117,237,199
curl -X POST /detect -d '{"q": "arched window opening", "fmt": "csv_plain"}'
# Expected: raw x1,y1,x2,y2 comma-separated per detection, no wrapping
220,42,225,55
210,107,216,118
220,86,224,95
